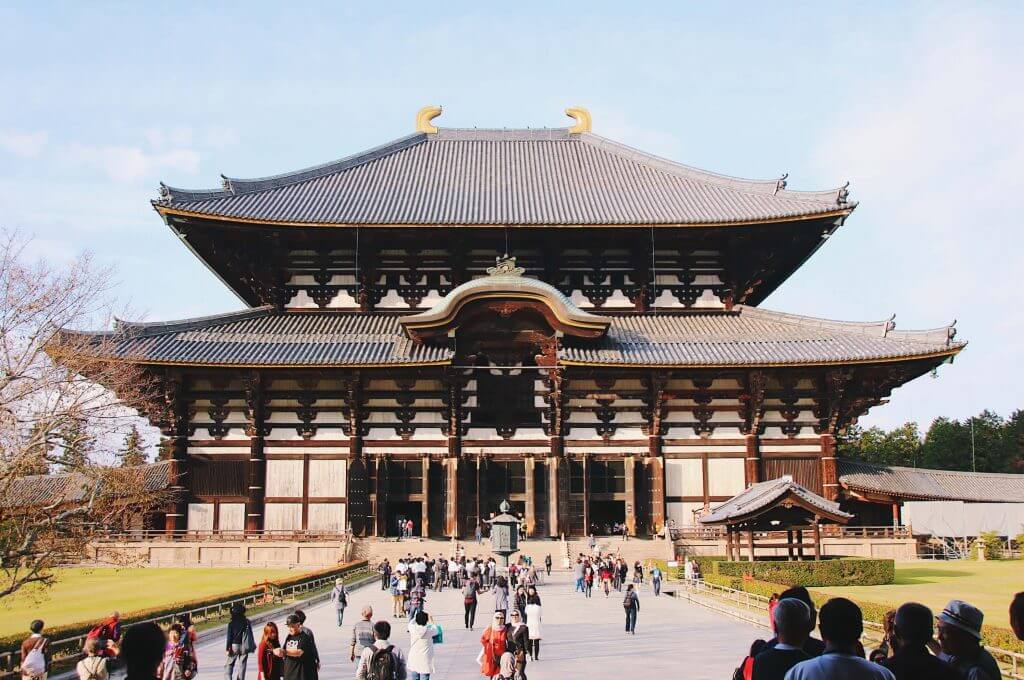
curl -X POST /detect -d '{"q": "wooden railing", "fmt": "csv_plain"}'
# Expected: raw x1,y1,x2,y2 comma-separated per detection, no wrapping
669,525,911,541
92,529,351,542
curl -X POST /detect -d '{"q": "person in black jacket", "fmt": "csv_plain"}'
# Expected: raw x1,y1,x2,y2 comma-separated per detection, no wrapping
225,604,254,680
878,602,959,680
763,586,825,657
752,598,810,680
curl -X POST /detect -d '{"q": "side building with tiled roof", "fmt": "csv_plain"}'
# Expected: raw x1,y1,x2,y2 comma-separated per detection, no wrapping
62,106,973,540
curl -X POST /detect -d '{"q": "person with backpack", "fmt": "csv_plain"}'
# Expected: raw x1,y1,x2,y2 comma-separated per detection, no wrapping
330,579,349,627
225,603,255,680
77,638,109,680
623,583,640,635
280,615,318,680
351,606,376,664
355,620,407,680
20,620,51,680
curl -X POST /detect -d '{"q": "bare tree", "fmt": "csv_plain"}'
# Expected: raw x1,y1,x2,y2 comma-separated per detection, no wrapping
0,230,168,600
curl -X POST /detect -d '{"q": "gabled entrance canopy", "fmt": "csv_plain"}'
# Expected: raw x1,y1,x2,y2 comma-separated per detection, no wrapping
398,256,610,343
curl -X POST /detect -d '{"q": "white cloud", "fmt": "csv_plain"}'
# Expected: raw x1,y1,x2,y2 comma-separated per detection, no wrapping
63,143,201,182
0,130,48,157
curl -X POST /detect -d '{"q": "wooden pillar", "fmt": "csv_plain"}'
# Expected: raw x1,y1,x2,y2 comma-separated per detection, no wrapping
245,373,266,534
744,434,761,486
375,456,390,537
624,454,636,536
891,502,901,529
477,455,488,522
796,528,804,561
787,529,795,560
547,456,560,538
162,377,189,535
747,529,755,562
649,437,666,536
445,457,459,538
524,455,536,538
582,454,591,536
421,455,430,537
820,433,839,500
813,519,821,561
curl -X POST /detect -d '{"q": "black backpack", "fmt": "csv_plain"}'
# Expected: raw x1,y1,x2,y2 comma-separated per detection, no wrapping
366,645,397,680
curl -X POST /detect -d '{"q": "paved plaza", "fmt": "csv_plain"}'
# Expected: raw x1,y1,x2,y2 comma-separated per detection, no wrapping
194,571,760,680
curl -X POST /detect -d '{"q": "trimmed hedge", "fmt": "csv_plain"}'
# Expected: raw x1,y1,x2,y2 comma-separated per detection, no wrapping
0,560,368,652
714,558,894,587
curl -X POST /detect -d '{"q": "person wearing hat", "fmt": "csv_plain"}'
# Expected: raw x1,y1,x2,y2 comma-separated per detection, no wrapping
786,598,894,680
329,579,349,627
935,600,1001,680
280,615,316,680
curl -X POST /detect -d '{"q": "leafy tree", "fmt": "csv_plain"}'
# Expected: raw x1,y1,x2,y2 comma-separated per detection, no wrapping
838,422,921,467
119,425,148,467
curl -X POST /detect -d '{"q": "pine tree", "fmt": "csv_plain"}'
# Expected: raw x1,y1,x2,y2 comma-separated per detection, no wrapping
56,420,93,471
21,422,53,475
119,425,148,467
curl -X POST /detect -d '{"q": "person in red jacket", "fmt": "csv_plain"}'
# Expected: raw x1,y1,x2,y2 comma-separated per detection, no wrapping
479,611,509,679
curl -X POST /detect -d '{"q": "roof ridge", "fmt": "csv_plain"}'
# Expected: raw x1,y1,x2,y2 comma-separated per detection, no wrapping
115,306,275,337
157,133,427,203
844,459,1024,479
579,133,851,206
737,305,896,337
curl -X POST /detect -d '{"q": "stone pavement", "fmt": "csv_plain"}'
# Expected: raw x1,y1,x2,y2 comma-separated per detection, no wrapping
194,572,760,680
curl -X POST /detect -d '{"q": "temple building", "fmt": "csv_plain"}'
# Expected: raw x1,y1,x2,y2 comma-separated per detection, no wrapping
74,106,966,540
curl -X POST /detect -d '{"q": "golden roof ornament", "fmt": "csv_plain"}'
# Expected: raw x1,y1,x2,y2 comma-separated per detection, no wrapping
565,106,591,133
487,254,525,277
416,105,443,133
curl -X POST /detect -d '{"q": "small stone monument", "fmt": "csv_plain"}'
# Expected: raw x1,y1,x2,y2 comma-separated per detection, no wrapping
486,500,521,567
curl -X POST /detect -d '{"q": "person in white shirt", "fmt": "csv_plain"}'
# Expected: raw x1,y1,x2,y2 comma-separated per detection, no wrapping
354,621,406,680
785,598,894,680
406,611,438,680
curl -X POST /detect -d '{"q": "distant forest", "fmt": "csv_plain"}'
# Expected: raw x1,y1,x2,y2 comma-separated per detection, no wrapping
837,409,1024,474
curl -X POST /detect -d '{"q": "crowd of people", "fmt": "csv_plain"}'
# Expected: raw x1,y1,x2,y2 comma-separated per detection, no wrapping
18,559,1024,680
733,586,1024,680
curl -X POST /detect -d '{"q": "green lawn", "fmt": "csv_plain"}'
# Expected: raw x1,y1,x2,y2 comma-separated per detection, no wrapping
815,561,1024,628
1,567,300,638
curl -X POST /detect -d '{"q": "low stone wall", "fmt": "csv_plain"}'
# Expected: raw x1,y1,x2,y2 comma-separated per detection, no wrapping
674,536,917,561
93,540,347,567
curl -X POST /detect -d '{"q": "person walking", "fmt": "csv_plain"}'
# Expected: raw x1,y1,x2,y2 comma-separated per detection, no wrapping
355,621,406,680
583,562,594,598
650,564,663,597
120,623,167,680
479,612,509,679
379,559,392,591
463,577,480,630
572,560,584,593
507,610,530,679
475,524,483,545
406,611,438,680
160,628,196,680
514,587,528,624
350,607,375,664
280,615,318,680
524,593,542,660
224,604,254,680
544,554,552,577
407,578,427,622
493,576,510,616
623,584,639,635
76,639,109,680
329,579,348,627
390,574,405,619
20,620,51,680
256,623,282,680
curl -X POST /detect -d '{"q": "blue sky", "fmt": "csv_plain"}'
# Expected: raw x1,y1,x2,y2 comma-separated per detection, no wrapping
1,2,1021,430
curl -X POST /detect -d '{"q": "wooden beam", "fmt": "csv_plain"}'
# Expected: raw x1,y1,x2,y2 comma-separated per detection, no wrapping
525,455,536,538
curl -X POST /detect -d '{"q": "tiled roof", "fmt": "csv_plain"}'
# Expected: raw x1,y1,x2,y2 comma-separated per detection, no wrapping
561,305,962,367
701,476,853,525
155,128,853,226
2,461,172,510
838,459,1024,503
76,305,962,368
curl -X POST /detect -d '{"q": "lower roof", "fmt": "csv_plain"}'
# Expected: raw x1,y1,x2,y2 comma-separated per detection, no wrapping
73,305,963,369
2,461,172,510
701,476,853,525
838,459,1024,503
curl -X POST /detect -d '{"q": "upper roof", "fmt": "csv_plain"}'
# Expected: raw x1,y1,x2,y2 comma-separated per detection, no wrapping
838,459,1024,503
73,304,962,369
154,124,854,227
1,461,172,510
701,475,853,525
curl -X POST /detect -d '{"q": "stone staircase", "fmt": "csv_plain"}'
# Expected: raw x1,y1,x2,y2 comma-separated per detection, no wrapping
351,536,568,567
565,536,673,564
